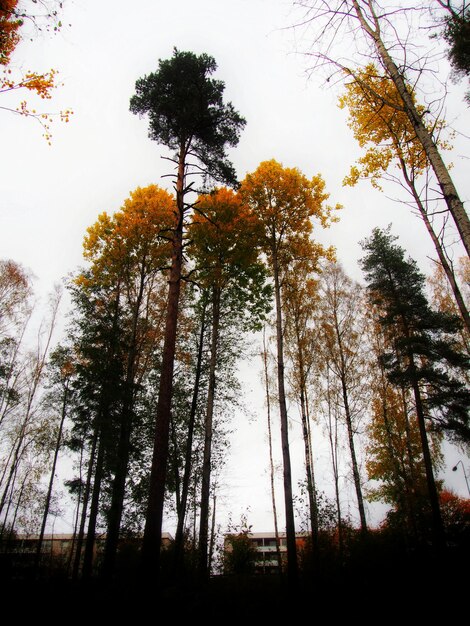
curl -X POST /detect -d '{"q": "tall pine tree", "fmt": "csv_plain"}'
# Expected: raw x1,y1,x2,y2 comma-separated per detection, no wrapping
130,49,245,577
360,227,470,548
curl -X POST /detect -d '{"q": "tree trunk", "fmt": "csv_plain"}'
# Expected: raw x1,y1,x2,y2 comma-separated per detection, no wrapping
102,261,147,579
1,290,61,521
295,322,319,553
262,327,283,574
34,382,69,574
326,371,344,559
142,147,186,578
300,386,319,548
208,492,217,574
1,463,20,543
67,444,85,576
332,310,368,535
82,426,106,580
72,427,98,580
399,383,423,543
0,418,29,520
5,472,26,551
377,374,416,542
170,414,182,515
400,160,470,332
101,400,133,579
340,372,368,535
174,300,207,569
198,285,220,580
408,354,446,550
273,252,298,587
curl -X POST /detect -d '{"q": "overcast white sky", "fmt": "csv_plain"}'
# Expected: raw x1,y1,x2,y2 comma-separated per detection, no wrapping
1,0,469,535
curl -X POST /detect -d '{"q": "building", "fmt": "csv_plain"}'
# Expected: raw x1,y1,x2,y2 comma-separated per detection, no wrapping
0,532,174,579
223,531,309,575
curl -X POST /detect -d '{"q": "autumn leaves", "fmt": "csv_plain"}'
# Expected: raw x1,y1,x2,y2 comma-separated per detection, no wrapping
0,1,72,142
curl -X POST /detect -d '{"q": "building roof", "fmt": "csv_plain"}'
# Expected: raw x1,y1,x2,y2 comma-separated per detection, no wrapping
224,531,310,539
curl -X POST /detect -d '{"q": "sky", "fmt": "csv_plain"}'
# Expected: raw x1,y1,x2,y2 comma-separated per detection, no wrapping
1,0,469,535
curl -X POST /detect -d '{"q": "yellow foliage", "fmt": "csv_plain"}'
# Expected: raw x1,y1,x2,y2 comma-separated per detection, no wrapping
81,185,177,287
188,187,263,289
339,64,450,188
239,160,340,275
241,159,339,235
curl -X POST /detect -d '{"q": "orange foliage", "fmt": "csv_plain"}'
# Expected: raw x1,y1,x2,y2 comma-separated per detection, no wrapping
81,185,177,287
339,64,451,190
0,0,22,67
440,488,470,539
240,159,338,271
440,489,470,514
0,1,72,143
190,187,262,287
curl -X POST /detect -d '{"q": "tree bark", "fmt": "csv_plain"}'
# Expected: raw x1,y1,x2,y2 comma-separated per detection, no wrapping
273,252,298,587
173,300,206,569
82,426,106,580
102,260,147,579
408,353,446,549
399,160,470,332
35,381,69,574
5,472,26,551
325,370,344,559
262,327,283,574
68,444,85,576
72,428,97,580
352,0,470,257
295,321,319,553
332,309,368,535
198,285,220,579
300,386,319,547
208,493,217,574
142,146,186,578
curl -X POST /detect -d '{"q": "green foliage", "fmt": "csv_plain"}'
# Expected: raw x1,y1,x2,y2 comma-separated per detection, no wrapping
360,226,470,444
189,188,272,332
130,48,246,187
295,483,338,534
442,2,470,100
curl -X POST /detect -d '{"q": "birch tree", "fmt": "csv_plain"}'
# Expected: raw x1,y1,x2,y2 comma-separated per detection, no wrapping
293,0,470,256
240,159,337,586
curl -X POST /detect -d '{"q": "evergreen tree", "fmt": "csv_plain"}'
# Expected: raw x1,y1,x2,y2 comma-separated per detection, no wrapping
440,1,470,102
360,227,470,547
366,312,444,544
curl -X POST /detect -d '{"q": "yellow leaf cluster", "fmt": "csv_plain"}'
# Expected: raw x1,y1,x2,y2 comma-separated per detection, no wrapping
1,67,73,144
339,64,450,188
239,159,340,268
240,159,339,235
82,185,177,286
22,69,57,98
189,187,262,288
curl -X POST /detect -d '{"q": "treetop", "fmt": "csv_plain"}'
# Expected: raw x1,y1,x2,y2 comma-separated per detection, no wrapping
129,48,246,187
